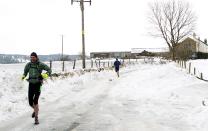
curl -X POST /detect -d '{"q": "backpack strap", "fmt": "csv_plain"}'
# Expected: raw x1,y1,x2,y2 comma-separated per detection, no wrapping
29,62,41,73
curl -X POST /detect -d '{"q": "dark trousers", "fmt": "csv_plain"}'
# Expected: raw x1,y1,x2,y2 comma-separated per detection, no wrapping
115,67,119,72
28,83,41,107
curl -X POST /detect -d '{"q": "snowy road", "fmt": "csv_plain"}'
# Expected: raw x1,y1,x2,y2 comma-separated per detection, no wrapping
1,62,208,131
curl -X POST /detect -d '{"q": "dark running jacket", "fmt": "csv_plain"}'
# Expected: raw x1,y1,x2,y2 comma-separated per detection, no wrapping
23,60,51,84
114,60,121,70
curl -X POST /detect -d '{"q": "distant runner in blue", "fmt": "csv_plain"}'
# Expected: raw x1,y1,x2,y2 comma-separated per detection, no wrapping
114,58,121,77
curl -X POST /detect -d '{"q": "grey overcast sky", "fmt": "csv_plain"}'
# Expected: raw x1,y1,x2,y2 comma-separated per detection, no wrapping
0,0,208,55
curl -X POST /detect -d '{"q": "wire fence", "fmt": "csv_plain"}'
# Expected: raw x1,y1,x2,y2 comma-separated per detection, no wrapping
47,58,141,74
176,60,208,82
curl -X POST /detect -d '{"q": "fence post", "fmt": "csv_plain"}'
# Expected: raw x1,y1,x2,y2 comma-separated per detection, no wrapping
184,61,186,69
182,61,184,68
99,60,101,68
62,61,65,72
50,60,52,69
181,60,183,68
95,60,98,68
201,73,203,80
73,60,76,69
189,63,191,74
91,60,93,68
194,67,196,75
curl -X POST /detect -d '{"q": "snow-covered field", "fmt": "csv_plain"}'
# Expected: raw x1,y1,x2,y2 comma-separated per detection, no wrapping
1,58,208,131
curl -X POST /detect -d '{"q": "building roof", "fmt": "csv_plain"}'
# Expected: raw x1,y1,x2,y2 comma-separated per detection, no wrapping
131,48,169,53
90,51,131,54
180,36,208,46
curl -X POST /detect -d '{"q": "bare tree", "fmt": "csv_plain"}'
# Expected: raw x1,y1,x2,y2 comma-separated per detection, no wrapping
148,0,196,60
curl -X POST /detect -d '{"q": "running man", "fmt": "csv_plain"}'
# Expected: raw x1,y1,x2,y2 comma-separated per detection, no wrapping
22,52,51,124
114,58,121,77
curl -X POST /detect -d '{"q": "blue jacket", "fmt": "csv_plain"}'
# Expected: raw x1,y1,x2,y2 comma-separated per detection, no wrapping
114,60,121,69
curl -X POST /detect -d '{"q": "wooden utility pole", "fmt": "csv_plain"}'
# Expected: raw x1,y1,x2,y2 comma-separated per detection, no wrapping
62,35,64,71
71,0,91,69
62,35,64,60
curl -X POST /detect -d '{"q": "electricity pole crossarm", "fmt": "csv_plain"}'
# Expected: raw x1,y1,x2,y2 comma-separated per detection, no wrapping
71,0,91,5
71,0,91,69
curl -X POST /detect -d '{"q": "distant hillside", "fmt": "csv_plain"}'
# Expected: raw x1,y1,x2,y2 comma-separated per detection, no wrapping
38,54,81,61
0,54,82,64
0,54,28,64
